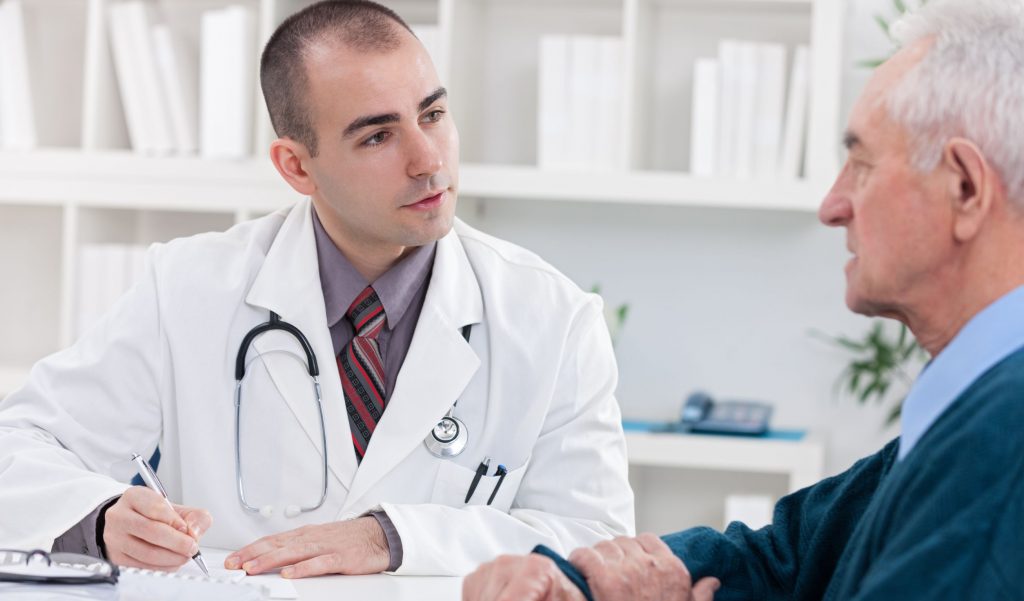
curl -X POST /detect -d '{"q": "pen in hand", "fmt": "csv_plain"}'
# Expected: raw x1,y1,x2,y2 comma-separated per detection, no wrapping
131,453,210,576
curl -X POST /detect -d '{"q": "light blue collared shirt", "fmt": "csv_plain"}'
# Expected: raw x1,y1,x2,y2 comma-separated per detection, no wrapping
898,285,1024,460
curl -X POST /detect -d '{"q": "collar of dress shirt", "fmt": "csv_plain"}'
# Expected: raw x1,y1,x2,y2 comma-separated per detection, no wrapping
898,284,1024,460
312,207,436,331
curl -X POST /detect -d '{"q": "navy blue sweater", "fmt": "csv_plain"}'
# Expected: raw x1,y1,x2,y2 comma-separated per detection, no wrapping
548,348,1024,600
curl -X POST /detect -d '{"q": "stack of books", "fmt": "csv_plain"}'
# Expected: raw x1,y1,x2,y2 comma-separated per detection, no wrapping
106,2,255,158
690,41,810,180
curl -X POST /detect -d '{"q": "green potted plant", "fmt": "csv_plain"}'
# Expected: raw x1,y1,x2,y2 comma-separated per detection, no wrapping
820,321,928,424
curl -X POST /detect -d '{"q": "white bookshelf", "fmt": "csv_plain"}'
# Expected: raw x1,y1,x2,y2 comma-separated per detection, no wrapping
0,0,842,390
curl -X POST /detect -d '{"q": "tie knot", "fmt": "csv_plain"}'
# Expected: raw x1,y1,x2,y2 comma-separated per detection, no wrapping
346,286,386,338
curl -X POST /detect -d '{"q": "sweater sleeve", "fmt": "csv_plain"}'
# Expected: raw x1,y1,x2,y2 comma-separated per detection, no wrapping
545,439,898,601
663,439,898,601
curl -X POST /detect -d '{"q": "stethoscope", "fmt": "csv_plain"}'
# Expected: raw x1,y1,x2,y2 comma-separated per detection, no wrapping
233,311,472,518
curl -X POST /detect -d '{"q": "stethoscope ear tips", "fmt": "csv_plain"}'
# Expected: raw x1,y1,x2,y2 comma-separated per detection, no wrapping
284,505,301,518
259,505,274,519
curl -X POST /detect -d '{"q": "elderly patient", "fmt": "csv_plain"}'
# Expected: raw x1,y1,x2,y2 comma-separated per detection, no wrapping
463,0,1024,599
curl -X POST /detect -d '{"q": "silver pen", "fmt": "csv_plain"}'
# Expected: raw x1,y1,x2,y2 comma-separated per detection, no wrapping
130,453,210,576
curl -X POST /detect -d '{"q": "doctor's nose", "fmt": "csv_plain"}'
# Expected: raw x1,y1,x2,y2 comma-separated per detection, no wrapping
406,130,444,180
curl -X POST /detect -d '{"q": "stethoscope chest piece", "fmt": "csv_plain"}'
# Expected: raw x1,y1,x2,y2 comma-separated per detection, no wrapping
425,413,468,457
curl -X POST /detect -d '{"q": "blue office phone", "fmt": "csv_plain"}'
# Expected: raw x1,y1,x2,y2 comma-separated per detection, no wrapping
679,391,773,436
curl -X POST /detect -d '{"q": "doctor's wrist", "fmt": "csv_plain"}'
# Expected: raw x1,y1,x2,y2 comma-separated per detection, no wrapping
370,511,403,572
95,496,123,559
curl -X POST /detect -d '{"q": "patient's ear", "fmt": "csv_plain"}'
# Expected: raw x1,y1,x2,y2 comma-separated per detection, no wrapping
943,137,992,242
269,138,317,197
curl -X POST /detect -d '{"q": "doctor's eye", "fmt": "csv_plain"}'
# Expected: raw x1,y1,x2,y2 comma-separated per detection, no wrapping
361,131,391,147
422,109,445,124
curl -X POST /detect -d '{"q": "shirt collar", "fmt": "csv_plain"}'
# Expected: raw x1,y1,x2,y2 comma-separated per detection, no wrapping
312,208,436,330
898,285,1024,460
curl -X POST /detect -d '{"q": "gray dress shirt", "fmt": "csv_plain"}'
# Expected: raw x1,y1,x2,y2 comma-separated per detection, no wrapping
54,208,436,572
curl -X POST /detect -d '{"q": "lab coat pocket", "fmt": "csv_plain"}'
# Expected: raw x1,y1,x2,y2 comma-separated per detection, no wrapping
431,458,530,513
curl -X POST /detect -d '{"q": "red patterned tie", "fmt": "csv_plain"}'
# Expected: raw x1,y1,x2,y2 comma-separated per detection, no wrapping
338,286,387,461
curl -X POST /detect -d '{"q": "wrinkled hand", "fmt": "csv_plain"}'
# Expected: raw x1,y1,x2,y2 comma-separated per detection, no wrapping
569,534,720,601
102,486,212,570
225,516,390,578
463,554,587,601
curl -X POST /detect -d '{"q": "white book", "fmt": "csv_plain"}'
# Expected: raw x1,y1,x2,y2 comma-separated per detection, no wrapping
715,40,740,178
122,1,175,155
0,0,37,150
82,0,131,150
537,35,570,170
127,244,148,290
733,41,759,180
753,43,786,179
108,3,153,153
0,14,4,146
689,58,719,177
76,245,101,338
200,6,256,159
77,244,128,337
595,37,624,170
780,45,810,179
153,24,198,154
724,494,773,530
568,36,602,170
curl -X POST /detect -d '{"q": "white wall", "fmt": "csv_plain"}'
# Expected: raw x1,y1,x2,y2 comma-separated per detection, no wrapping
458,0,907,478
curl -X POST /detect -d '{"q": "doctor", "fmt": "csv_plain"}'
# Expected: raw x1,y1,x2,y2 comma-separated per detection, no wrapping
0,0,633,577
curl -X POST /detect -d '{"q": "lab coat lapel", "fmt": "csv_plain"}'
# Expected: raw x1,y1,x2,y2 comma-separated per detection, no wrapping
245,199,358,493
343,225,483,508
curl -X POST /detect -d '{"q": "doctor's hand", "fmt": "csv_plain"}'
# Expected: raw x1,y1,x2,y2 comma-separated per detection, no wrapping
568,534,720,601
463,554,587,601
226,516,390,578
102,486,213,570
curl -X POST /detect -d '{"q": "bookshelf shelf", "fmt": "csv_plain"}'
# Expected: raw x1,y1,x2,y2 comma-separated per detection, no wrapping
0,150,294,213
0,151,825,212
460,164,827,211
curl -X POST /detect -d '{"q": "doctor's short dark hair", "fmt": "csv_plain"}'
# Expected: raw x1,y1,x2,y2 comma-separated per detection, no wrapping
260,0,413,157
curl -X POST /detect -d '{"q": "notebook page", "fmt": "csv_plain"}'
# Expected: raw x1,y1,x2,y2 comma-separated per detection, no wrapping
180,548,298,599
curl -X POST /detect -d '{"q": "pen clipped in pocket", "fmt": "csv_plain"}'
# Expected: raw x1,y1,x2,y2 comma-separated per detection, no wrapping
430,458,530,511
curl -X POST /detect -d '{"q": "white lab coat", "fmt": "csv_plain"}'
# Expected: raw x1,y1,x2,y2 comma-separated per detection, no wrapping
0,198,634,574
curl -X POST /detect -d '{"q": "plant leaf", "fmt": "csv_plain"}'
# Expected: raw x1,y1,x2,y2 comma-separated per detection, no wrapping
857,58,887,69
874,14,891,36
886,399,903,425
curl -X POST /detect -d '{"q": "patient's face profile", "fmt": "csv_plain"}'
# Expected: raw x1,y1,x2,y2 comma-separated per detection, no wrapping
818,40,952,321
301,30,460,256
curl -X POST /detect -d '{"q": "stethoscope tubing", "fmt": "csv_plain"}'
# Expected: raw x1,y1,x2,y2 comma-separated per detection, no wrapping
233,313,472,517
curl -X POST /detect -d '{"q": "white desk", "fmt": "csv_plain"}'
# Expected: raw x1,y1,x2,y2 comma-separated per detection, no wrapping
292,574,462,600
625,431,824,492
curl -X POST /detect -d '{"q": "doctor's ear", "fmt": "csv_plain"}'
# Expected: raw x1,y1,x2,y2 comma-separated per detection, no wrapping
269,138,317,197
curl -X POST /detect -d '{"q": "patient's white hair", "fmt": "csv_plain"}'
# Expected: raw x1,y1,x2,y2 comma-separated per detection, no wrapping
888,0,1024,203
